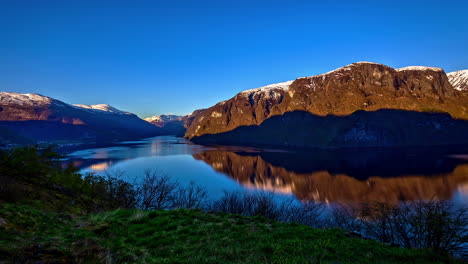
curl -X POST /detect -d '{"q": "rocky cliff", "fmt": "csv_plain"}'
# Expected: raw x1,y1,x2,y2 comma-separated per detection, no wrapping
185,62,468,148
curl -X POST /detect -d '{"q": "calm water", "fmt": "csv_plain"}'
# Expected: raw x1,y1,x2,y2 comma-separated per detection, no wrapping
65,136,468,206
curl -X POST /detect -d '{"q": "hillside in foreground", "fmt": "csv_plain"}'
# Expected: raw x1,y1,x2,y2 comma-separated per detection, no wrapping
1,205,460,264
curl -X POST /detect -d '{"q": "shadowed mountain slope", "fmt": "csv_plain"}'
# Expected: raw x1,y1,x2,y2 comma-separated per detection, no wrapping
0,93,161,144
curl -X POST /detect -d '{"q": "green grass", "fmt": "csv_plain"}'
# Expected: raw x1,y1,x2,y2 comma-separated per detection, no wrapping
0,204,461,264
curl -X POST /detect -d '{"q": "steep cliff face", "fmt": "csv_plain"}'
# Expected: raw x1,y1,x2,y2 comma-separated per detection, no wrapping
185,62,468,148
0,93,160,144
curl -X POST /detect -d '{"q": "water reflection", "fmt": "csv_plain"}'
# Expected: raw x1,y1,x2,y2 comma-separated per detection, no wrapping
193,149,468,205
65,136,468,206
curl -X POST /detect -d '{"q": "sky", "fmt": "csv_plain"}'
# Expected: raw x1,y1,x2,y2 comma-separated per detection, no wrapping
1,0,468,118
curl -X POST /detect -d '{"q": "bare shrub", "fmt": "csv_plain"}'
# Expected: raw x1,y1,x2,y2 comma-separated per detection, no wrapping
211,191,324,225
328,204,363,232
393,201,468,256
211,191,280,219
211,191,247,215
172,181,208,210
330,201,468,256
360,203,400,245
279,200,324,227
245,192,282,220
138,169,178,210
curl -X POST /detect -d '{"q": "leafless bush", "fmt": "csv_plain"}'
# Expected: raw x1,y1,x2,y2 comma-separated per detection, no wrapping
329,201,468,256
328,204,363,232
279,200,324,227
211,191,278,218
245,192,282,219
137,169,178,210
210,191,245,215
360,203,400,244
393,201,468,256
171,181,208,210
211,191,324,225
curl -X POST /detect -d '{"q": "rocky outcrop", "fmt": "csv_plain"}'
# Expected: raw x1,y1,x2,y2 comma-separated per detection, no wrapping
185,62,468,148
448,70,468,92
0,93,161,144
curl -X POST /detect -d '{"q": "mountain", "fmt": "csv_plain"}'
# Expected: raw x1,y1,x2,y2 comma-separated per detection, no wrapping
144,114,182,127
0,93,161,145
185,62,468,148
144,110,206,136
447,70,468,91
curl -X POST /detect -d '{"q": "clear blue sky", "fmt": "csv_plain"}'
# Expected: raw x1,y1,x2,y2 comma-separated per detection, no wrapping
2,0,468,118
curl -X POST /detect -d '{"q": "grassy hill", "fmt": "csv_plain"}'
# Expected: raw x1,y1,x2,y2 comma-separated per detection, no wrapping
0,204,460,264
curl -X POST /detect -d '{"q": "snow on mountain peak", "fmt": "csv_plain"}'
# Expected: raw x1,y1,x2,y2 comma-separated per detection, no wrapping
396,66,444,72
0,92,54,105
73,104,131,115
315,62,385,78
238,80,294,101
447,70,468,91
144,114,181,123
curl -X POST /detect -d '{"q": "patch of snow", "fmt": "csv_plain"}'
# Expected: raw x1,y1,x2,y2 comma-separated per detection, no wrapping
447,70,468,91
396,66,444,72
211,111,222,118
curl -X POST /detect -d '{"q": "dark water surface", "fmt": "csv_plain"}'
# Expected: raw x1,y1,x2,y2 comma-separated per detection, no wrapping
65,136,468,206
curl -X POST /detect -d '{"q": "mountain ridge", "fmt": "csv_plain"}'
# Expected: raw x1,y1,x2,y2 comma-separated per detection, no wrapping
184,62,468,148
0,92,161,145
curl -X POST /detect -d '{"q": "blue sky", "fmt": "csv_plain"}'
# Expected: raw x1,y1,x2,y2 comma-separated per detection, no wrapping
2,0,468,118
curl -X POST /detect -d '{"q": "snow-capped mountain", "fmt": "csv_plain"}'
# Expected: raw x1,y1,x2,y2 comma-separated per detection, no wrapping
184,62,468,148
447,70,468,91
144,114,182,127
144,111,205,136
0,92,160,144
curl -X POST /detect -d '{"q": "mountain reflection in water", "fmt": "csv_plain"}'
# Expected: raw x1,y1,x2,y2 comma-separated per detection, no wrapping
65,137,468,206
193,149,468,205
